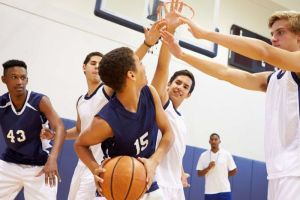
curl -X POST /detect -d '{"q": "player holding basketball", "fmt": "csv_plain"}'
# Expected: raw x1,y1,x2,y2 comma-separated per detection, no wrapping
151,1,195,199
74,46,174,200
161,11,300,200
0,59,65,199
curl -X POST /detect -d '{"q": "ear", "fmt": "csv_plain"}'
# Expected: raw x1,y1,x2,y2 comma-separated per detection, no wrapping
127,71,136,80
1,76,6,84
82,64,87,73
185,92,191,99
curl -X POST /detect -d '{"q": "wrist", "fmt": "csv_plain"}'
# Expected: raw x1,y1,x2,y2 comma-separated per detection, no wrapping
143,40,153,48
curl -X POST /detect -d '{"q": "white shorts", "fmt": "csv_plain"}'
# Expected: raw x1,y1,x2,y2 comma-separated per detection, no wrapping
0,160,57,200
140,188,164,200
68,163,106,200
159,186,185,200
268,176,300,200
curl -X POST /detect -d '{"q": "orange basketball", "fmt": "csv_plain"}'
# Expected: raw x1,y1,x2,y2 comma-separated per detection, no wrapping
100,156,147,200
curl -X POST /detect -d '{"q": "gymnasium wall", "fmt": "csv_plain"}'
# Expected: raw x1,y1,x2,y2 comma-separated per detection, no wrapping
0,119,268,200
0,0,288,161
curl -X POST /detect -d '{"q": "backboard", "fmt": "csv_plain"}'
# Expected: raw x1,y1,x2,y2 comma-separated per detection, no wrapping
94,0,220,58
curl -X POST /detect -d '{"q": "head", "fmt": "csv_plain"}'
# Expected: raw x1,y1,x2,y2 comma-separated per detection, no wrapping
268,11,300,51
83,52,103,84
99,47,147,92
167,69,195,106
209,133,221,150
1,59,28,97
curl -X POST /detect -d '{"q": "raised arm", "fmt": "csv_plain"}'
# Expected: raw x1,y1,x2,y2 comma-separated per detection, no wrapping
180,17,300,72
139,85,174,189
38,96,65,186
161,30,270,92
135,19,167,60
151,0,183,104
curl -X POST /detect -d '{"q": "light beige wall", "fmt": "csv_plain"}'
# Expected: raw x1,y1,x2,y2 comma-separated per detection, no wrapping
0,0,289,161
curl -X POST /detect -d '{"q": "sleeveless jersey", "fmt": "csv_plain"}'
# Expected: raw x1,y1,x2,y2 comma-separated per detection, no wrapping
76,83,110,164
156,100,187,188
0,91,48,166
265,70,300,179
98,86,159,192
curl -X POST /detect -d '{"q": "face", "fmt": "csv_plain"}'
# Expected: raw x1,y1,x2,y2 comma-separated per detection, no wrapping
131,54,147,87
2,67,28,97
270,19,300,51
83,55,101,83
167,75,192,105
209,135,220,149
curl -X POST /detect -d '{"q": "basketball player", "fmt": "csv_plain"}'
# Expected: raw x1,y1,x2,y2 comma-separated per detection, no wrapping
197,133,237,200
74,46,174,200
161,11,300,200
66,52,111,200
151,1,195,199
40,19,167,200
0,59,65,199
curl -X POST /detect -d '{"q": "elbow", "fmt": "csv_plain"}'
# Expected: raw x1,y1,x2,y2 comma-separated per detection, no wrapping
197,170,204,177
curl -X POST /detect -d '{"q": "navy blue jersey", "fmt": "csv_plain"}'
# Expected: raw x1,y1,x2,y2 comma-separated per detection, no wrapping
99,86,158,159
0,91,48,166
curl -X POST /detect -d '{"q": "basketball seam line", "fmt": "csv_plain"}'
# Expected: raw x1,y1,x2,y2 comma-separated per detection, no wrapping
111,156,122,200
124,157,135,200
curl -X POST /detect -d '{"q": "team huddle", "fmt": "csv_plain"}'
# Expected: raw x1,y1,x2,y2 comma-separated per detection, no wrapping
0,0,300,200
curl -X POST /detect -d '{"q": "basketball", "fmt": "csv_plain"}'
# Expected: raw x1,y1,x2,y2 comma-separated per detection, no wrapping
100,156,147,200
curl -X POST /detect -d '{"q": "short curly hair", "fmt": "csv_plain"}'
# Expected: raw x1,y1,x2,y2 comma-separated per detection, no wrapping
2,59,27,75
99,47,136,92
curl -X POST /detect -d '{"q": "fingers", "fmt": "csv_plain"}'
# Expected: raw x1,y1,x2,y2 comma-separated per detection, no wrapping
94,173,104,196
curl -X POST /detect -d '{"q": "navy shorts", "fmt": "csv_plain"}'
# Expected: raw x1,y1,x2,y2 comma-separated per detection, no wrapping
205,192,232,200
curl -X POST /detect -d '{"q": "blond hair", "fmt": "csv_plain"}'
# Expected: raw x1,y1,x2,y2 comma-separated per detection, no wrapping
268,11,300,33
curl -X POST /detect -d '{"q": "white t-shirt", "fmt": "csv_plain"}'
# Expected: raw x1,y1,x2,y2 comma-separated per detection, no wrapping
156,100,187,189
77,84,110,165
265,70,300,179
196,149,236,194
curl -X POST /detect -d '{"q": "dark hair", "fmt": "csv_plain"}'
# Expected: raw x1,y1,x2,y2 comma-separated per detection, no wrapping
99,47,135,92
2,59,27,75
83,52,103,64
169,69,195,94
210,133,220,139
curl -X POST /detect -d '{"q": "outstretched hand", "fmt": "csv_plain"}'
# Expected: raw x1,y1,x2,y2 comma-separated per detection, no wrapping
163,0,184,32
178,17,208,39
160,30,184,59
144,19,167,47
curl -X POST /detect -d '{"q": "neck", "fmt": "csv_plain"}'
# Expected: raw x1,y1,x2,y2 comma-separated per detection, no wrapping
211,147,219,153
10,91,27,110
117,86,140,113
87,81,101,96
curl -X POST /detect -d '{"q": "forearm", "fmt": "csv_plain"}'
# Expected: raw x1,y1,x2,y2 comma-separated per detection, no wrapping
135,42,151,60
197,166,212,176
65,127,80,140
150,130,173,165
74,141,100,172
49,123,65,158
203,31,269,63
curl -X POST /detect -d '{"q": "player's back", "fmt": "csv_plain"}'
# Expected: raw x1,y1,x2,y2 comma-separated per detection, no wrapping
99,85,158,159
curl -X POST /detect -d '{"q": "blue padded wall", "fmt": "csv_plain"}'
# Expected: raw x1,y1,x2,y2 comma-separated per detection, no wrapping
0,122,268,200
183,145,268,200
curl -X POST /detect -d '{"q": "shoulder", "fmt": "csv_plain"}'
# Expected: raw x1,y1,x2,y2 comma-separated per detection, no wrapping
0,93,9,105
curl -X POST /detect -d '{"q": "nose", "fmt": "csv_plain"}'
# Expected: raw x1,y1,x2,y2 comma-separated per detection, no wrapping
271,35,278,45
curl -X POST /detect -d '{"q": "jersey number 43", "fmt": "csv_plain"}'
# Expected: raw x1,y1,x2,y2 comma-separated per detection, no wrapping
7,130,26,143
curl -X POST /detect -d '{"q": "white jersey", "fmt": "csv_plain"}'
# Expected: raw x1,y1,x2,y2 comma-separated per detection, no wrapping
156,100,187,189
76,83,110,165
196,149,236,194
265,70,300,179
